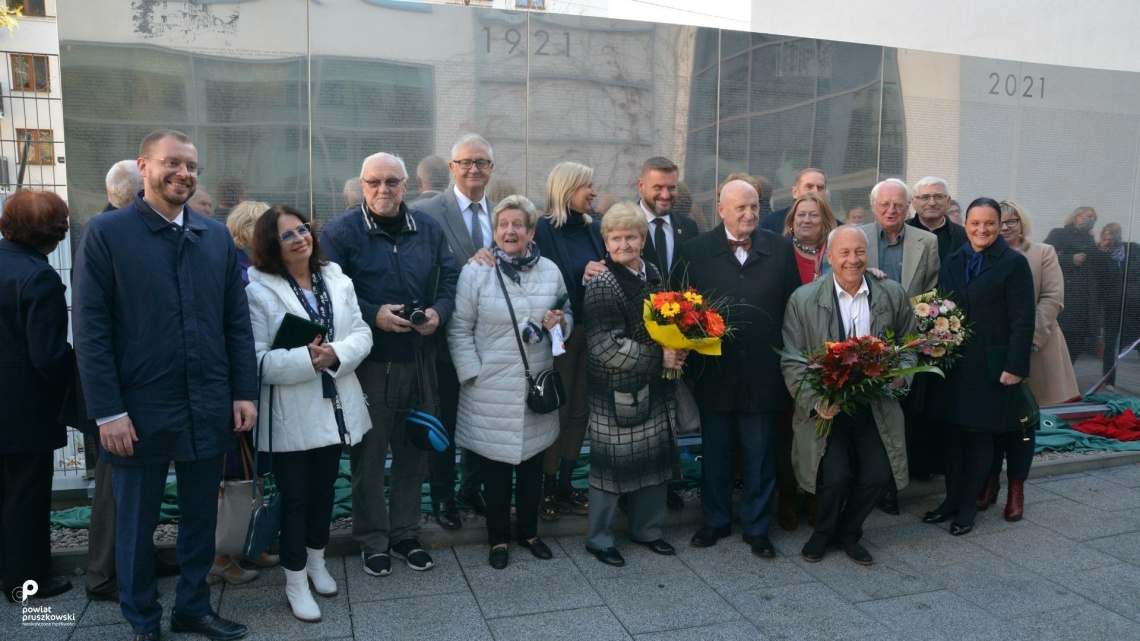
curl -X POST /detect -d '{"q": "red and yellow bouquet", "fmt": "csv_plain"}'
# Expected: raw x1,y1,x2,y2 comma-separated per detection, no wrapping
643,288,729,379
780,334,942,437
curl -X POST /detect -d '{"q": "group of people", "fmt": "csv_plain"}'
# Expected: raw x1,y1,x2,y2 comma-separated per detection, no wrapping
0,126,1128,641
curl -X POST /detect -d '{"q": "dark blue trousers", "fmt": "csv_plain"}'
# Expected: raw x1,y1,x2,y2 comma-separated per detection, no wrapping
699,411,776,536
112,455,221,634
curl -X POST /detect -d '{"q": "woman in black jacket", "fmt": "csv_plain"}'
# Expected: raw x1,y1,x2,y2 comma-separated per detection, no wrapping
0,190,75,602
924,198,1035,536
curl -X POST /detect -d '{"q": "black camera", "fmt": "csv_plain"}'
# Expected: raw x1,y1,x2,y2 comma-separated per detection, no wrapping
399,299,427,326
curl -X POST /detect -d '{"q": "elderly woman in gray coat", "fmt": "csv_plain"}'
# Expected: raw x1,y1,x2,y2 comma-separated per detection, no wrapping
448,195,572,570
583,203,687,567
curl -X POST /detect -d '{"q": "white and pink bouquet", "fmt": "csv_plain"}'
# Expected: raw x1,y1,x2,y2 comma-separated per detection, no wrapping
908,289,971,368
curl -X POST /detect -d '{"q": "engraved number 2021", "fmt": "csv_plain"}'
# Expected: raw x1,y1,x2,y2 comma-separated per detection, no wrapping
989,73,1045,99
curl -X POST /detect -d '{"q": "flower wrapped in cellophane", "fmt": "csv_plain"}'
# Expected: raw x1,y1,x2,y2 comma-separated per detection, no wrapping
909,289,972,368
643,288,730,379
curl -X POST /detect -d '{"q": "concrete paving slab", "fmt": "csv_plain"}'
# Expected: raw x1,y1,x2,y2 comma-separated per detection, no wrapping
343,547,468,604
969,522,1120,578
485,606,632,641
632,619,768,641
556,534,689,580
726,581,891,641
463,557,603,619
1086,462,1140,488
1009,603,1140,641
1051,563,1140,623
860,522,991,570
590,568,740,636
452,536,569,570
1084,530,1140,566
1022,497,1140,541
856,590,1017,641
793,547,943,604
927,556,1086,619
679,538,816,593
1033,473,1140,511
351,591,493,641
217,576,352,641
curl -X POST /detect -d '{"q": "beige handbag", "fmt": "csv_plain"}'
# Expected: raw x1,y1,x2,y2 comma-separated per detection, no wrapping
215,438,261,555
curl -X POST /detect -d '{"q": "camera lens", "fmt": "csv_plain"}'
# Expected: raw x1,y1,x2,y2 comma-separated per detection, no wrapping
409,309,427,326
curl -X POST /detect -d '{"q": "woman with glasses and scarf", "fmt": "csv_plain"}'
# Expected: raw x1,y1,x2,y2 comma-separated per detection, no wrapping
246,205,373,622
448,195,571,569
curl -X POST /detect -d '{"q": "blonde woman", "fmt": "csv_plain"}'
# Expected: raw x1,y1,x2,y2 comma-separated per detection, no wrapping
225,200,271,285
534,161,605,520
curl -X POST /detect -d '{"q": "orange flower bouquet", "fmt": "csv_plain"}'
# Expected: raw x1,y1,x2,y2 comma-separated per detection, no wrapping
643,288,730,379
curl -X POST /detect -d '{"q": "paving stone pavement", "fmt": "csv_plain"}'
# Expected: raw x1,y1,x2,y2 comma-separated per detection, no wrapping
8,467,1140,640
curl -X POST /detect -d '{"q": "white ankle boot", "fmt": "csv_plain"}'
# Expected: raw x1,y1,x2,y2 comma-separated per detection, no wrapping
306,547,338,597
284,568,321,622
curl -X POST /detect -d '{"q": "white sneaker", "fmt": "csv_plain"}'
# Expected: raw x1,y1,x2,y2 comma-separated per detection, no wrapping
284,568,321,622
306,547,338,597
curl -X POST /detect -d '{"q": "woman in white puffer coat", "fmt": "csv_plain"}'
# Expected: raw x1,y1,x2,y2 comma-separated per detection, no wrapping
448,195,572,570
246,205,373,622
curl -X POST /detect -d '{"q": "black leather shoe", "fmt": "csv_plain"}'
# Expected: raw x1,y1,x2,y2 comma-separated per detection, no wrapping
519,537,553,560
630,538,675,555
690,525,731,548
743,534,776,559
801,533,829,562
585,546,625,567
154,556,181,577
170,612,248,640
666,488,684,511
922,511,954,524
134,632,161,641
877,488,901,515
433,500,462,530
6,577,72,603
488,546,509,570
950,522,973,536
458,490,487,516
843,541,874,566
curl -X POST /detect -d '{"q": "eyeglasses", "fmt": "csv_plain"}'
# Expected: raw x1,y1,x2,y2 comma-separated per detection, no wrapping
1000,219,1021,228
279,223,311,243
874,200,908,212
147,157,202,175
362,177,405,190
452,159,493,170
914,194,949,203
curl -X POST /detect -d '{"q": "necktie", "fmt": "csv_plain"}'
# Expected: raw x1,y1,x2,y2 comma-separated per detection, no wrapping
469,202,484,249
728,237,752,253
652,217,669,277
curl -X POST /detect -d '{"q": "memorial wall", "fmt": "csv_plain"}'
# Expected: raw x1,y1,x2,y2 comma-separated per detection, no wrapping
57,0,1140,401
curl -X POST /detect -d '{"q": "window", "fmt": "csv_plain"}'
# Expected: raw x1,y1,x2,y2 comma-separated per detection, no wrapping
9,1,46,18
11,53,49,91
16,129,54,165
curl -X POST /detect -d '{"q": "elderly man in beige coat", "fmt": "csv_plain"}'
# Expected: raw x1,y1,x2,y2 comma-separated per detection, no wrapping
780,226,917,566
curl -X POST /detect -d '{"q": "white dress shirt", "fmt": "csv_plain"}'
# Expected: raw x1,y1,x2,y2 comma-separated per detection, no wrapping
454,186,491,250
725,228,748,265
834,276,871,338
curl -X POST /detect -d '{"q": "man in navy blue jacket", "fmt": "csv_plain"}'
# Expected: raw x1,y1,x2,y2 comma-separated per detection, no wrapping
321,152,458,578
73,130,258,641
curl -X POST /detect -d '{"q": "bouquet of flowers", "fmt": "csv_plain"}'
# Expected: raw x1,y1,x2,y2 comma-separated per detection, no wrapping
779,333,942,438
643,288,729,379
909,289,972,367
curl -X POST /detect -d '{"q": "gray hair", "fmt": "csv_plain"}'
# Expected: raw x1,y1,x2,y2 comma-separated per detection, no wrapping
416,155,450,192
450,133,494,162
360,152,408,179
869,178,911,205
491,194,538,231
827,224,868,246
105,159,143,208
343,178,363,207
912,176,951,196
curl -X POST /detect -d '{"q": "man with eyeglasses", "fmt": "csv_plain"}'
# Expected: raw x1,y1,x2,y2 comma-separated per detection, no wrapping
906,176,968,261
861,178,939,516
320,152,459,578
73,129,258,641
417,134,499,529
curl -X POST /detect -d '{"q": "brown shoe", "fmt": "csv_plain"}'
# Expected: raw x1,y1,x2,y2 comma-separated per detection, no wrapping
1004,479,1024,521
776,485,798,531
976,473,1000,511
538,494,561,521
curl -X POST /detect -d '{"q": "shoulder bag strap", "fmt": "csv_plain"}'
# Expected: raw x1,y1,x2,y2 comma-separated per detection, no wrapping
494,267,533,384
253,353,275,500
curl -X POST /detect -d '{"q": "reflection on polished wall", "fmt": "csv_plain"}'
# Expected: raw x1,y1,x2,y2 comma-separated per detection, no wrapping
57,0,1140,403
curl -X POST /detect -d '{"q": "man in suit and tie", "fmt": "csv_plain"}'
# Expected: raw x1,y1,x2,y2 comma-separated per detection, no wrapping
860,177,939,515
417,133,497,528
680,180,802,559
759,168,827,234
638,156,699,285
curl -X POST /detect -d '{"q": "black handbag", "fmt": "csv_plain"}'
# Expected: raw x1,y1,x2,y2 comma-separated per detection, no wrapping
1007,381,1040,439
244,354,282,559
495,267,566,414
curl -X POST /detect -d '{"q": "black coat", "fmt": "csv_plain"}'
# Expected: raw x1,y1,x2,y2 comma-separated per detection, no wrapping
759,207,788,235
0,239,73,453
640,208,700,288
906,216,968,261
534,215,605,325
679,225,801,413
1042,225,1104,351
929,236,1035,431
72,194,259,466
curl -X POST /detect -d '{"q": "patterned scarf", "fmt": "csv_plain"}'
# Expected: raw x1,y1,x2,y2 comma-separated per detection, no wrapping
492,241,542,285
285,268,337,400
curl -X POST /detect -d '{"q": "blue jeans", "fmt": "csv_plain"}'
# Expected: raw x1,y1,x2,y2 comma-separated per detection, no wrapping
112,456,221,634
699,411,776,537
